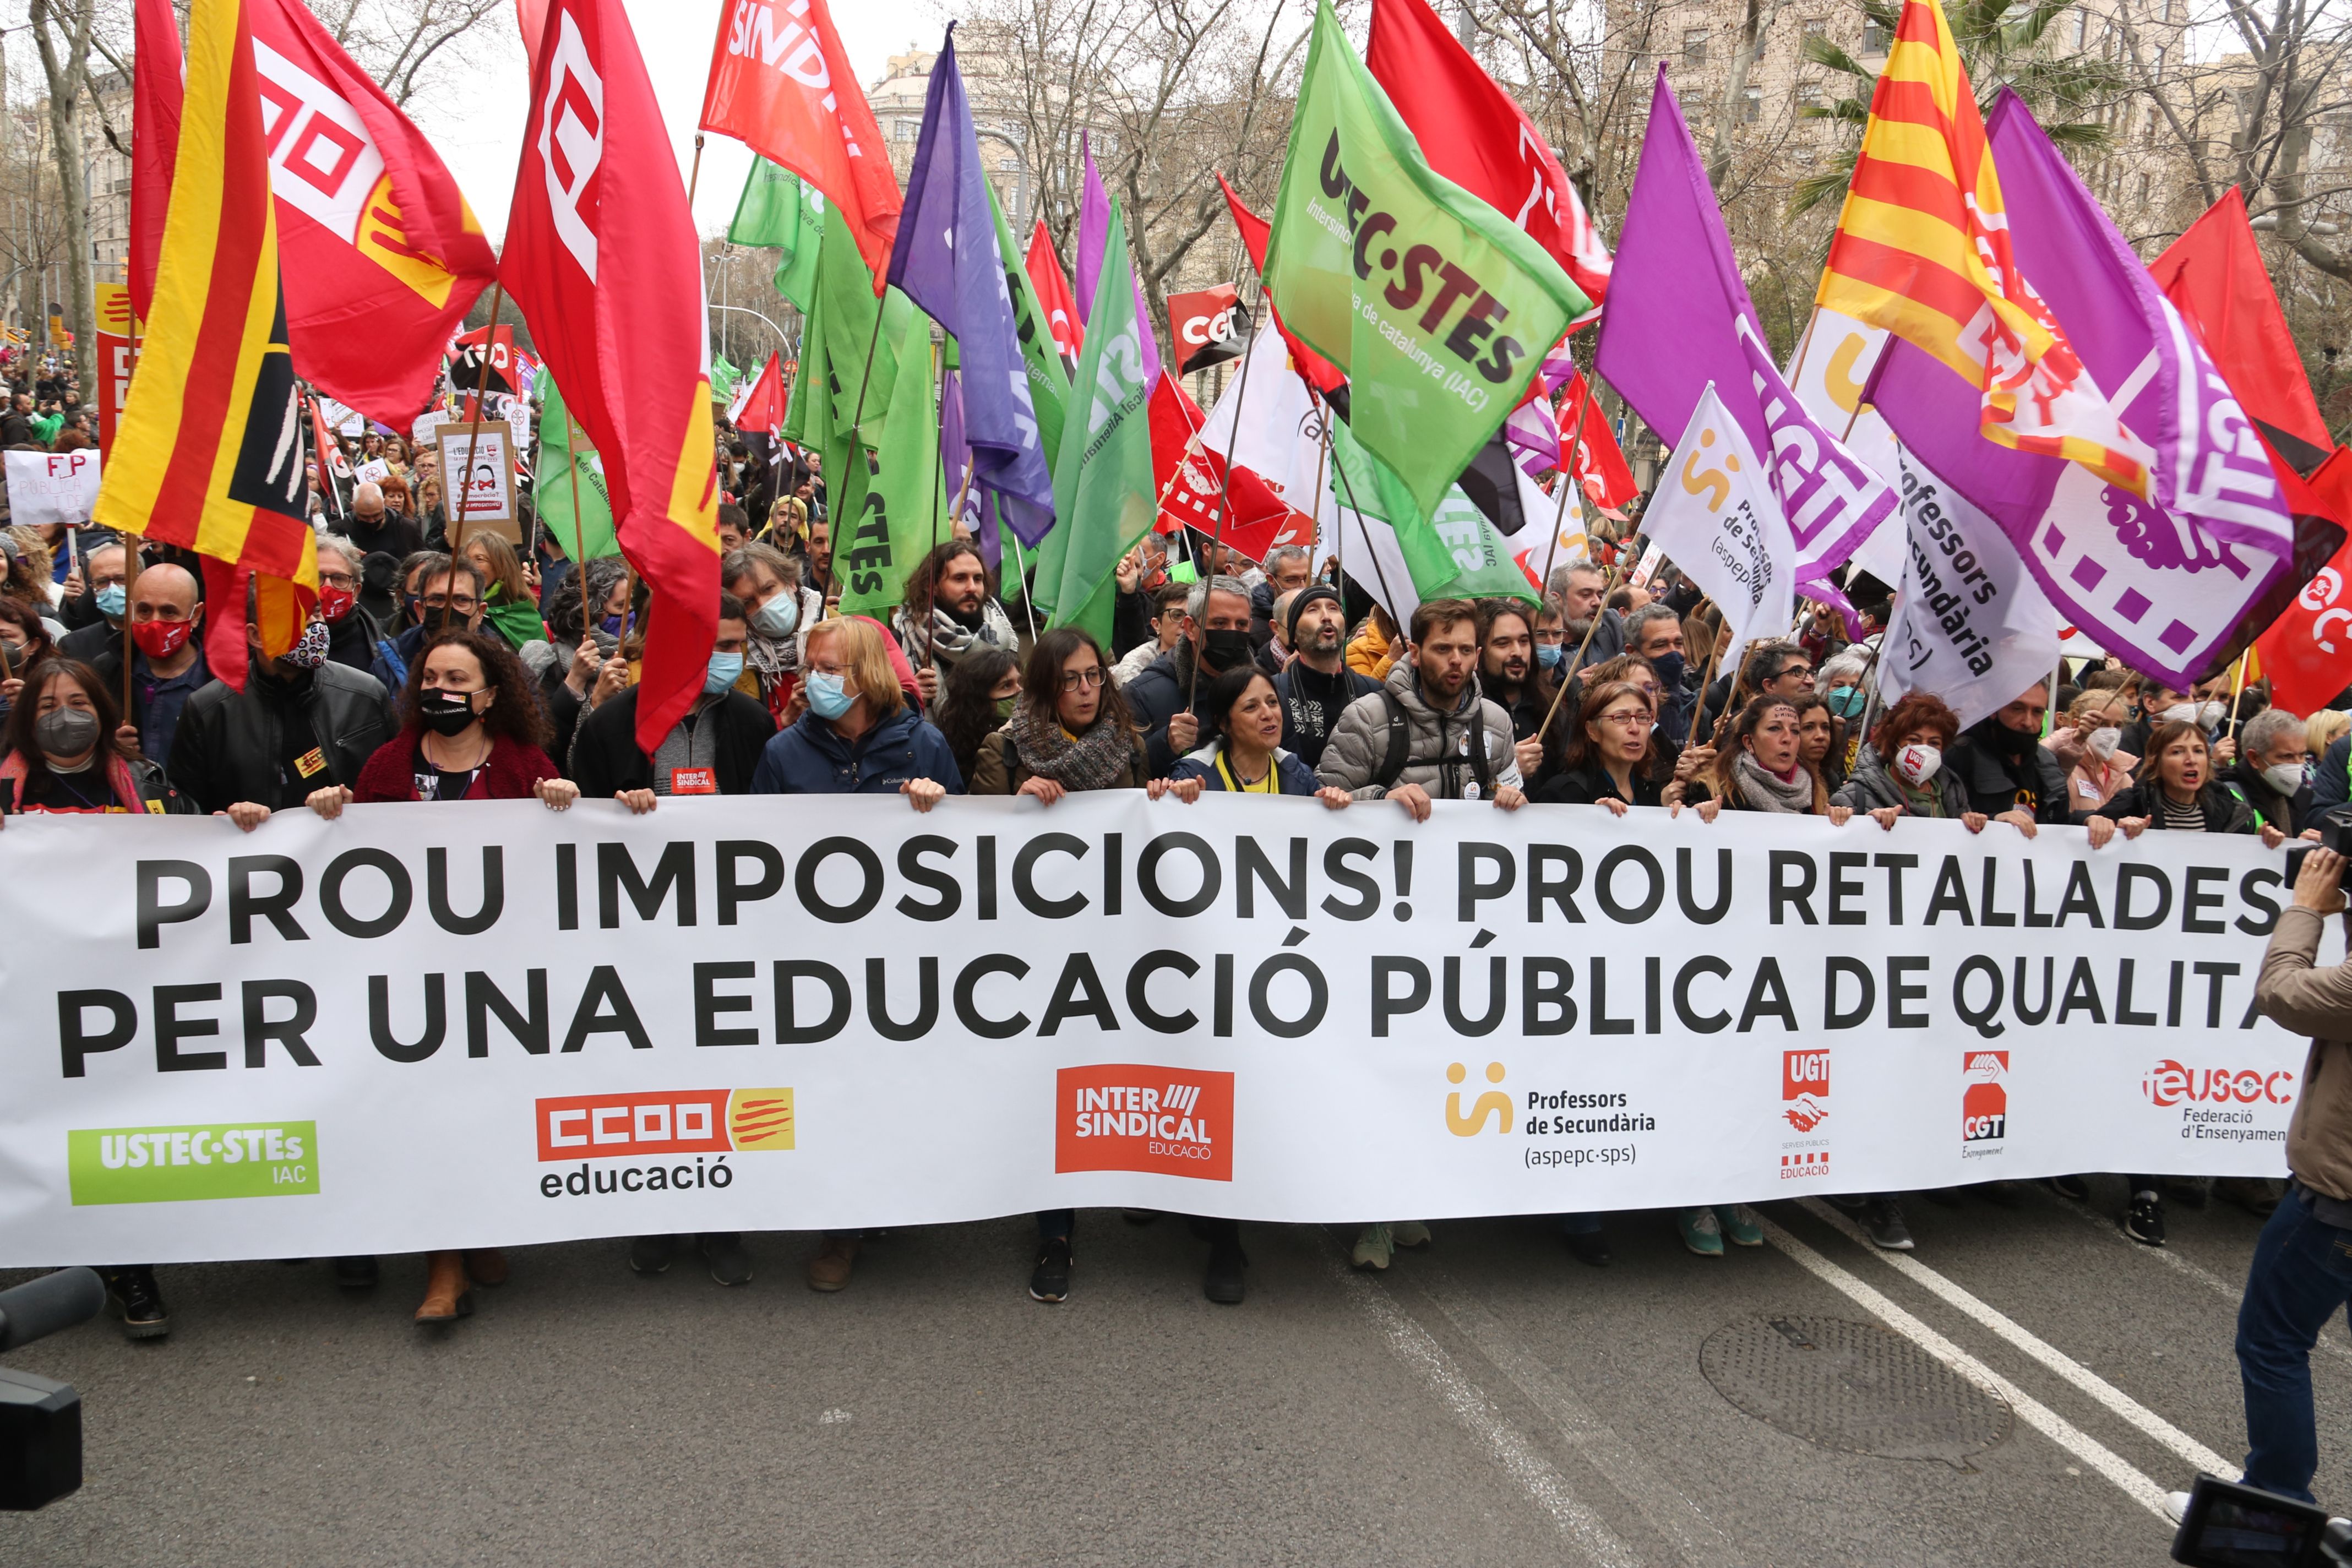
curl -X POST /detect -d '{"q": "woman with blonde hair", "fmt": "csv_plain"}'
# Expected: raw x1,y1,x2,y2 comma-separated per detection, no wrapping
2306,708,2348,766
458,528,546,650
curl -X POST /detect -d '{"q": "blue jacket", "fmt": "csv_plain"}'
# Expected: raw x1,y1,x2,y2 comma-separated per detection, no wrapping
750,704,964,795
1168,741,1322,796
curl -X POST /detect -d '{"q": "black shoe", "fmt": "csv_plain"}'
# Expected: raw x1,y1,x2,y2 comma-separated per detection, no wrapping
106,1266,168,1340
1030,1237,1072,1303
629,1234,680,1276
2045,1175,2090,1201
698,1232,753,1287
1204,1238,1246,1304
1920,1187,1964,1207
2124,1192,2168,1246
1861,1199,1915,1251
331,1255,379,1289
1977,1180,2027,1208
1562,1230,1611,1267
1825,1194,1870,1216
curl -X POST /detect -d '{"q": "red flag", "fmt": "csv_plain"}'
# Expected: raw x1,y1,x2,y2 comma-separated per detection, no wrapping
1561,370,1635,509
729,351,786,433
129,0,183,322
1025,219,1082,363
1365,0,1610,319
515,0,548,78
1217,173,1344,395
309,394,349,505
1147,373,1306,562
700,0,900,285
2252,452,2352,716
2150,188,2333,474
508,0,720,752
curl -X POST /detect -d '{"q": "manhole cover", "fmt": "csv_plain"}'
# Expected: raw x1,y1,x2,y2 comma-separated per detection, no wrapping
1700,1315,2012,1470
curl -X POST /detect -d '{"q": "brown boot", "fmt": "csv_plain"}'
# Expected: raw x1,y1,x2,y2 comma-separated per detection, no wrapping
805,1235,861,1292
415,1250,472,1322
463,1248,509,1287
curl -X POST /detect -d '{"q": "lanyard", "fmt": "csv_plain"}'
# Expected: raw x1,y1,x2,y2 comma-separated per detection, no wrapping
1215,750,1277,794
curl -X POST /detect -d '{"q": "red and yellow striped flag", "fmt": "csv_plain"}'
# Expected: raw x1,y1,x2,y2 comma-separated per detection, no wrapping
95,0,317,690
1815,0,2149,493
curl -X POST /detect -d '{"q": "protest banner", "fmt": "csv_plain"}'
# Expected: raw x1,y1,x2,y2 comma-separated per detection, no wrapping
5,448,102,527
434,419,517,545
0,795,2300,1265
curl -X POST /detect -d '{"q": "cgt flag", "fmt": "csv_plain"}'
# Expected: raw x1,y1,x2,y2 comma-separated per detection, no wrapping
699,0,900,284
1263,0,1588,526
96,0,318,690
507,0,720,752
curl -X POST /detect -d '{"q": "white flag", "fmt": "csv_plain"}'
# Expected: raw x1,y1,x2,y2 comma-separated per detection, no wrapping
1200,316,1336,530
1643,383,1795,652
1881,448,2062,732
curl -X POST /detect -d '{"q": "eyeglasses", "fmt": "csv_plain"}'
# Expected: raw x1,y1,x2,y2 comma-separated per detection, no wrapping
1059,666,1108,692
1779,663,1814,680
319,571,358,591
1596,709,1652,727
422,594,481,613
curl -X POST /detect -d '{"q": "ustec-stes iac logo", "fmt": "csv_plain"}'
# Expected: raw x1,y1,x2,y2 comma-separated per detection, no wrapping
1962,1051,2008,1153
1781,1050,1830,1180
535,1089,794,1161
1055,1065,1234,1182
69,1121,320,1206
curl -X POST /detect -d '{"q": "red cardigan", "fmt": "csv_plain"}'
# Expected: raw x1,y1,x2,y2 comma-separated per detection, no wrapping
353,733,559,803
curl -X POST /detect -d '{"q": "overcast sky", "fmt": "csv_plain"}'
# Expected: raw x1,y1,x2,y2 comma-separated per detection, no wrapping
409,0,939,244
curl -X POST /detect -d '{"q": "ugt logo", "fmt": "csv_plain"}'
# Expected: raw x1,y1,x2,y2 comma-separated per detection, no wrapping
1783,1050,1829,1132
1446,1061,1512,1137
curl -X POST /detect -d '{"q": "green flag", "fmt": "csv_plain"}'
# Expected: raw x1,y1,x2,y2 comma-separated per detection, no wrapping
838,307,943,618
535,375,618,563
711,355,741,401
729,159,826,313
813,203,913,445
1327,414,1535,603
985,177,1067,471
1035,202,1157,646
1264,0,1589,524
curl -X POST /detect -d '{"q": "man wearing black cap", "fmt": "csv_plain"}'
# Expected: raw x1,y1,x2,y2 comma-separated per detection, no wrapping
1272,581,1378,770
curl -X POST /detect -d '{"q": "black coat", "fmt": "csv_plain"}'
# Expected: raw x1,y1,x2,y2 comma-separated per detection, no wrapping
567,685,776,798
1536,759,1665,808
1947,722,2071,824
165,661,398,813
2095,780,2261,835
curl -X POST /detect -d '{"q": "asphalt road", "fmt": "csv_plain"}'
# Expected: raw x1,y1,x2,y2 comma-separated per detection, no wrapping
1,1177,2335,1567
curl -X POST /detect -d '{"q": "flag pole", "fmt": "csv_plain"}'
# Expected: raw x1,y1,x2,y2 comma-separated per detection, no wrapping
686,134,706,208
923,336,945,673
454,278,508,558
1010,531,1039,641
2225,651,2251,744
562,410,590,570
1187,325,1262,711
1535,550,1628,739
123,306,143,726
813,301,894,616
1533,369,1600,617
1321,431,1409,644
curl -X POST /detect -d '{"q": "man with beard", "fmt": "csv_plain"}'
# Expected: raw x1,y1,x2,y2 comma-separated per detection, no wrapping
1478,599,1548,747
1126,574,1257,777
1549,562,1623,677
895,540,1020,706
1272,584,1377,769
1945,682,2070,833
1623,602,1698,745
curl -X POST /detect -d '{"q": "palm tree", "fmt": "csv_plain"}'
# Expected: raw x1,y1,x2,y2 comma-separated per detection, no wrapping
1787,0,2128,217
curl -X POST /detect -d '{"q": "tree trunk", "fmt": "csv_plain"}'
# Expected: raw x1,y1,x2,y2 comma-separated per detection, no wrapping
1706,0,1785,190
30,0,96,404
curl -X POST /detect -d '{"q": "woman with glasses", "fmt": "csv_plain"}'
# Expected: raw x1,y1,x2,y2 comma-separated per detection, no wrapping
968,626,1151,798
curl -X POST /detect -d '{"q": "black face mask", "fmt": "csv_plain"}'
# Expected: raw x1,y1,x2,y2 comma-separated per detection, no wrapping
1982,717,2039,758
1202,628,1254,672
418,689,481,737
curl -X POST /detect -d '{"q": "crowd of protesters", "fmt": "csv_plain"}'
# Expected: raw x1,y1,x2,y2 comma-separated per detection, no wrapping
0,391,2320,1340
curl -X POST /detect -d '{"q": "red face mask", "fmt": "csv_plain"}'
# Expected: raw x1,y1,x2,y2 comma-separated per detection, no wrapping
131,618,195,660
317,585,355,623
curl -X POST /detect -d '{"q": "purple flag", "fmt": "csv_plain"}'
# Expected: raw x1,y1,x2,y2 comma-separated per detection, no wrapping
1868,92,2328,687
1076,133,1163,386
1596,70,1891,601
885,29,1055,542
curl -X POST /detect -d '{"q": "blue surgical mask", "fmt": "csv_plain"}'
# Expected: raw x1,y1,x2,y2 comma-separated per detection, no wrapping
1535,643,1564,670
1826,684,1866,717
804,670,856,720
94,582,126,618
751,595,799,639
705,651,745,694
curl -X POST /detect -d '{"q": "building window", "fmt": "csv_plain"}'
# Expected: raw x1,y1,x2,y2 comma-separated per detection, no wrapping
1742,85,1762,123
2137,172,2151,204
1684,26,1708,67
1796,80,1822,110
2152,45,2165,77
2070,7,2087,47
1861,16,1891,52
1803,17,1826,40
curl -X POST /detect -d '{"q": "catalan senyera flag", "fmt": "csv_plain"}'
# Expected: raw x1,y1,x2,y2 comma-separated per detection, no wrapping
1814,0,2148,493
96,0,317,692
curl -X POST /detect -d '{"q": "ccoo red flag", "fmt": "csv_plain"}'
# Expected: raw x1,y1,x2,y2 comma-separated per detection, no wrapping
129,0,183,322
1561,370,1635,510
508,0,721,753
728,351,786,434
1026,219,1083,363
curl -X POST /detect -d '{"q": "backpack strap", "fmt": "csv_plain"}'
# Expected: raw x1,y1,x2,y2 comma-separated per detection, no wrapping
1374,690,1409,789
1000,732,1020,792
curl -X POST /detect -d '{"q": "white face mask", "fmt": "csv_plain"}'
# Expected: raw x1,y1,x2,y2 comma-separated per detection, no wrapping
1894,742,1942,787
2264,760,2309,795
2198,700,2229,729
2087,726,2122,760
2161,703,2198,726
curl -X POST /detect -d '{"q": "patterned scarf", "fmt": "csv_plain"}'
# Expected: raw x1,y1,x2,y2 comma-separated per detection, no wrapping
1733,750,1816,814
1005,701,1136,792
899,598,1017,667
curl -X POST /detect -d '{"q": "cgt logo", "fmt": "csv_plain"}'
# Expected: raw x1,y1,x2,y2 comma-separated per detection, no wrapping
1963,1051,2008,1145
535,1088,793,1161
1055,1065,1233,1182
2143,1061,2295,1109
1783,1050,1829,1132
1446,1061,1513,1136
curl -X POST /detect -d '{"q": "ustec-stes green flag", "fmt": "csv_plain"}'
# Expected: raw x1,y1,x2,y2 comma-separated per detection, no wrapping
838,306,943,619
728,157,825,313
1328,415,1535,605
1035,201,1156,646
1263,0,1589,525
536,374,618,563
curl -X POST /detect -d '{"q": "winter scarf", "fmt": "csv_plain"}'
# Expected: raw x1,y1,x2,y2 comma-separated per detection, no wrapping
897,598,1017,667
1733,749,1815,814
1005,701,1136,792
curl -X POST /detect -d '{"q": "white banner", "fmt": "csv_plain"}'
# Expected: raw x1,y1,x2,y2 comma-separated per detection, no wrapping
0,796,2307,1265
5,448,101,527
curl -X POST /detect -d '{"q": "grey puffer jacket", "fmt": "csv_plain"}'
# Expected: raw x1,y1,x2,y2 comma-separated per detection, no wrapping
1315,657,1522,801
1832,742,1972,818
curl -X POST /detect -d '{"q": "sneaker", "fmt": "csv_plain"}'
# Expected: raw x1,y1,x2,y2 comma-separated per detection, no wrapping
807,1235,861,1291
1029,1237,1072,1304
1713,1205,1764,1247
2045,1175,2090,1201
1562,1229,1612,1267
1391,1221,1432,1250
1204,1236,1246,1304
330,1255,379,1289
629,1234,679,1276
107,1266,168,1340
698,1233,753,1287
1862,1199,1915,1251
1678,1207,1724,1257
2124,1192,2168,1247
1352,1223,1395,1271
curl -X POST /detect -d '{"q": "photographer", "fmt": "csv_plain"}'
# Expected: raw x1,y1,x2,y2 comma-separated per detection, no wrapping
2234,846,2352,1504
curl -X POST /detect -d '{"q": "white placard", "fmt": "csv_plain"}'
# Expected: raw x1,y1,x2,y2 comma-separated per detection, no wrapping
5,448,100,527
